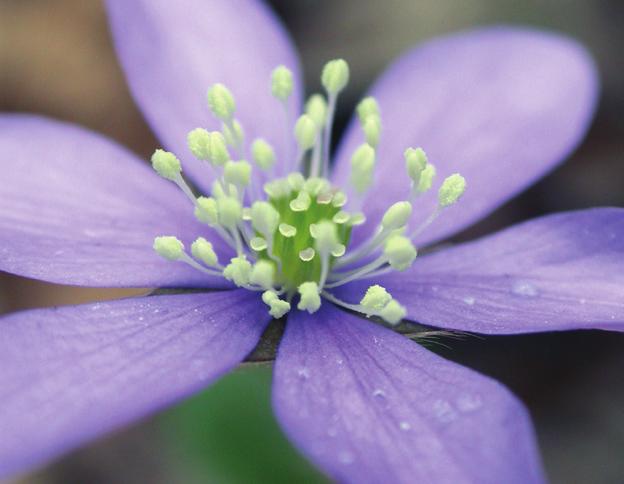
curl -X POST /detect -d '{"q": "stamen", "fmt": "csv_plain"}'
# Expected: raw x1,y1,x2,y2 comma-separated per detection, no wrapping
251,138,276,171
271,65,294,102
250,260,276,290
223,160,252,190
298,281,321,313
306,94,327,127
262,290,291,318
409,173,466,239
148,60,466,320
320,59,350,177
207,83,236,121
153,236,184,261
191,237,219,268
350,143,376,195
223,256,252,287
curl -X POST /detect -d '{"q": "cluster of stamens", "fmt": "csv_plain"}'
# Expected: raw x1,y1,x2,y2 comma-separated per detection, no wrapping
152,59,466,323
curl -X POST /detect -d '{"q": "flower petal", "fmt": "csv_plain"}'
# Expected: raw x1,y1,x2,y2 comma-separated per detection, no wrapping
0,115,231,288
335,208,624,334
0,290,269,478
273,305,545,483
332,27,598,246
106,0,302,188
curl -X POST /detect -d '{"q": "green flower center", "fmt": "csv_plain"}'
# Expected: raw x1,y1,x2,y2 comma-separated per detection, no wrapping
151,59,466,323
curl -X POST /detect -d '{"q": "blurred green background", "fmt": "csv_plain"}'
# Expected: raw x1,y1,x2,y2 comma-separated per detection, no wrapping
1,0,623,483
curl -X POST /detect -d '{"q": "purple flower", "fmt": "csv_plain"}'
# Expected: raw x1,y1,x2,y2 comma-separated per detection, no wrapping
1,0,622,482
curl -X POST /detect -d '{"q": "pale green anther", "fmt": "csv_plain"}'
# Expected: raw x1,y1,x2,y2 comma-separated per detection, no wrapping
438,173,467,207
316,190,333,205
299,248,315,262
287,172,305,191
294,114,317,150
310,220,339,253
379,299,406,325
251,201,280,236
251,138,275,171
305,94,328,127
290,191,311,212
350,144,375,194
297,281,321,313
381,201,412,230
151,149,181,181
250,236,268,252
211,180,227,200
207,83,235,121
242,207,252,221
332,211,350,224
250,260,275,289
360,285,392,312
349,212,366,226
223,160,251,187
271,65,294,101
194,196,219,225
404,147,428,182
331,191,347,207
223,256,252,287
153,236,184,261
356,96,380,123
279,223,297,238
303,177,329,196
217,197,242,229
264,178,291,199
321,59,349,94
362,116,381,147
222,120,244,147
191,237,218,267
207,131,231,166
384,235,417,270
417,164,436,193
262,291,291,318
331,244,346,257
187,128,212,160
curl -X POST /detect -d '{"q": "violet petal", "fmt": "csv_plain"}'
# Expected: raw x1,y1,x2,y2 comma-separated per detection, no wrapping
335,208,624,334
273,304,545,483
0,115,231,288
332,27,598,247
106,0,302,189
0,290,268,478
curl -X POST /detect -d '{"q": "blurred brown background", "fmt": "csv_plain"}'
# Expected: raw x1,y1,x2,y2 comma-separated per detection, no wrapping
1,0,623,483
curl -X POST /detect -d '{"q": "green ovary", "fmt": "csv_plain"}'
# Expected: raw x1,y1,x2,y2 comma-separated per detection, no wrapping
260,185,351,292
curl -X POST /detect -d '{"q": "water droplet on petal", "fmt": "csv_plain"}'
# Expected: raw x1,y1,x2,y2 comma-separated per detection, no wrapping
297,367,310,379
372,388,386,400
511,280,538,297
456,394,482,413
462,296,476,305
399,421,411,431
433,399,457,423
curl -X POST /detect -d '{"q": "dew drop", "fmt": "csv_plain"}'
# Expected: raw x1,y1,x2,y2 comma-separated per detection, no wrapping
399,421,411,431
372,388,386,399
456,394,482,413
432,399,457,423
297,367,310,379
462,296,476,306
511,280,538,297
336,358,344,366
